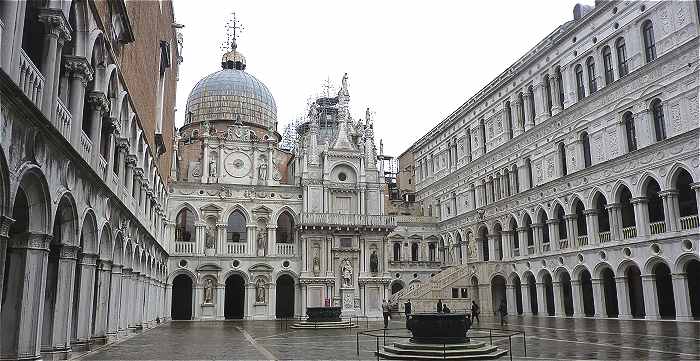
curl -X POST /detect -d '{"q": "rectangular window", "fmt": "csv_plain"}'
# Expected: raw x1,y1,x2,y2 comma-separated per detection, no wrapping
452,288,459,299
603,49,614,85
616,41,628,77
575,67,586,100
460,288,468,298
335,196,352,214
340,238,352,248
587,60,598,94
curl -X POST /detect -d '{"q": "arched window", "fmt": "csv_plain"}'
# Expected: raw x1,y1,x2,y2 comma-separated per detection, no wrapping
555,67,564,106
465,128,472,162
518,92,525,127
616,38,628,77
558,142,567,176
504,101,513,139
602,46,614,85
543,75,552,116
586,57,597,94
581,132,592,168
175,208,195,242
411,243,418,261
651,99,666,142
527,86,536,123
393,242,401,261
276,212,295,243
479,119,486,154
525,158,533,189
642,20,656,63
624,112,637,152
512,164,519,193
226,210,247,242
575,64,585,100
428,243,436,261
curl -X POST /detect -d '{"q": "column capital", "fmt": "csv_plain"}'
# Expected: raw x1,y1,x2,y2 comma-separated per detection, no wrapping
658,189,679,198
116,137,131,151
690,182,700,191
516,226,528,232
545,219,559,225
87,91,111,115
564,214,577,220
583,209,599,216
38,8,72,42
125,154,138,167
8,232,52,250
605,202,622,210
111,264,123,273
0,215,15,238
79,253,99,266
630,196,648,205
98,259,113,271
531,222,545,229
63,55,94,83
58,244,80,259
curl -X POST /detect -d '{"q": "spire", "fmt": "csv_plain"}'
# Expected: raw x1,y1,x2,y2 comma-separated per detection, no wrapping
220,12,246,70
332,107,353,150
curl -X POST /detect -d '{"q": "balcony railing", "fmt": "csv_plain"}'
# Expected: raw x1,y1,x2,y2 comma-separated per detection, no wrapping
227,242,247,255
527,245,535,255
650,221,666,235
512,248,520,257
388,260,442,269
18,49,44,107
79,131,92,159
599,231,611,243
299,213,396,228
54,98,72,140
174,241,195,254
98,155,107,179
276,243,295,256
394,215,438,224
622,226,637,239
542,243,551,252
576,235,589,247
680,214,699,230
558,238,569,249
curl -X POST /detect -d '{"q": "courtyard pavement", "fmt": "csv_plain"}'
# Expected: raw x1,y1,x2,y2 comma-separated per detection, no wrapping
76,315,700,360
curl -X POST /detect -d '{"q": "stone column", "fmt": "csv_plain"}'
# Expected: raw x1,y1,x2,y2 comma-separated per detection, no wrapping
501,231,512,261
129,270,141,329
45,244,78,355
164,282,173,321
672,273,692,321
38,9,67,115
195,223,206,255
505,284,517,315
531,223,543,254
553,281,564,317
641,274,659,320
659,190,680,232
606,203,622,241
565,214,577,248
487,234,497,261
533,81,547,124
517,227,527,255
485,178,493,205
106,264,122,341
92,260,113,343
86,92,110,161
65,56,93,147
535,282,546,315
267,226,276,256
546,219,559,251
246,284,255,319
591,278,605,318
631,197,650,237
521,282,532,316
691,183,700,217
246,224,256,256
517,160,530,192
523,91,534,131
615,277,632,319
551,72,563,115
216,223,226,255
584,210,599,245
73,253,98,349
119,268,132,335
570,279,584,318
511,94,524,137
0,233,50,360
561,65,576,108
509,170,517,195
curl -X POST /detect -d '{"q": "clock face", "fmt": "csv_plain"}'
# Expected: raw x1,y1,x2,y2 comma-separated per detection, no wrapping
224,152,251,178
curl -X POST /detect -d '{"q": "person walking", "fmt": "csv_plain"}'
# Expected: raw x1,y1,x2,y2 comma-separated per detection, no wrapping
382,299,390,328
437,299,443,313
442,304,451,313
404,299,412,328
498,300,508,326
471,300,480,323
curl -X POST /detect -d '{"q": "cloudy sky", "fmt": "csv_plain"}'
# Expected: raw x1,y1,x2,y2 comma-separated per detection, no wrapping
172,0,593,156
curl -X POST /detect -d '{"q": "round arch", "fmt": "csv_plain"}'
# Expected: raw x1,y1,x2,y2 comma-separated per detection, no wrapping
98,222,113,261
12,165,52,235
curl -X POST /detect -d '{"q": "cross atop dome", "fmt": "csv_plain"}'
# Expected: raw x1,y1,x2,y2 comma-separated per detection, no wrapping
220,12,247,70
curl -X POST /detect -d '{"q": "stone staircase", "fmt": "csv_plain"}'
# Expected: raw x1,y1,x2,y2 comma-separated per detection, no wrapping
391,265,474,312
376,341,508,360
290,320,357,329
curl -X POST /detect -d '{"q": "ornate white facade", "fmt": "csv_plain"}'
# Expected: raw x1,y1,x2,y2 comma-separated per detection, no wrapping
395,1,700,321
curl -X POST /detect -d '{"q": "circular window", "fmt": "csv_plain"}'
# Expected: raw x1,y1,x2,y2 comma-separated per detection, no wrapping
640,5,646,12
613,22,619,30
577,254,584,263
558,257,564,265
338,172,347,181
178,259,188,267
199,190,204,195
282,260,290,268
232,260,240,268
413,273,418,278
622,247,632,257
612,6,618,14
270,193,275,197
599,251,607,260
572,37,577,43
395,273,400,278
430,273,435,277
682,239,693,251
573,50,578,57
592,37,597,44
650,243,661,255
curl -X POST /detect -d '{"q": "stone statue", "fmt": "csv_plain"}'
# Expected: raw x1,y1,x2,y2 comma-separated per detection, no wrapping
370,250,378,274
205,224,215,249
258,162,268,181
256,228,266,256
366,107,371,124
209,159,217,177
255,278,265,303
202,120,211,134
340,72,349,96
203,279,214,303
312,256,320,276
341,259,352,288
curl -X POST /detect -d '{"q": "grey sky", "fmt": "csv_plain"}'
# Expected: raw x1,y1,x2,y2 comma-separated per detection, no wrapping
173,0,594,156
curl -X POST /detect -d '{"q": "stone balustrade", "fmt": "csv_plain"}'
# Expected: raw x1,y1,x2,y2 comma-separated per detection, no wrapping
98,156,107,179
80,131,92,159
54,98,72,140
174,241,195,254
599,231,611,243
299,212,396,228
276,243,295,256
576,235,589,247
18,49,44,107
227,242,246,255
622,226,637,239
649,221,666,235
680,215,699,230
558,238,569,249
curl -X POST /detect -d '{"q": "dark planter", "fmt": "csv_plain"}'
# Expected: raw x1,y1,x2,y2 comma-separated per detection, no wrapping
406,313,471,344
306,307,342,322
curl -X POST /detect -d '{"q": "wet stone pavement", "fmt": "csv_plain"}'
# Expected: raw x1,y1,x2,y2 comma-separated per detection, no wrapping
78,315,700,360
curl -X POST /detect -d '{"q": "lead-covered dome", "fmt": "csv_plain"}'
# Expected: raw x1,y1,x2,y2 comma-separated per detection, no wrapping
184,49,277,130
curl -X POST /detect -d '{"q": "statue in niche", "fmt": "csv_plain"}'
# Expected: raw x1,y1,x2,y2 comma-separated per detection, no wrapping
209,158,217,177
341,259,353,288
258,162,268,181
255,278,266,303
256,228,266,256
205,223,215,249
202,120,211,135
203,279,214,304
370,250,379,274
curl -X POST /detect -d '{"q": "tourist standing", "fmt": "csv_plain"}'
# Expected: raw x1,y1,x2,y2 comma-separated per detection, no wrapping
498,300,508,326
442,304,451,313
382,299,390,328
404,299,412,328
471,301,480,323
437,299,443,313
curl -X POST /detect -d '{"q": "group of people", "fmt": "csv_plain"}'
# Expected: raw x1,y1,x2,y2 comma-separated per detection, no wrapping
380,298,509,329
